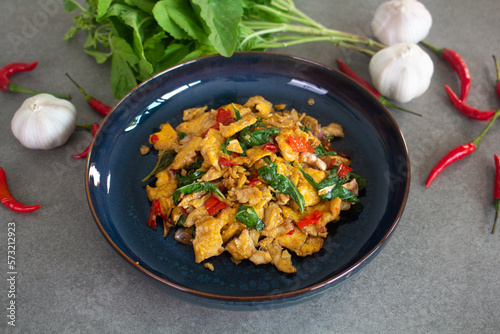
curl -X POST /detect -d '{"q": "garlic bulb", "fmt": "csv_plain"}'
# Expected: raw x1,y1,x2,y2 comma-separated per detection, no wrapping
371,0,432,46
369,43,434,103
11,94,77,150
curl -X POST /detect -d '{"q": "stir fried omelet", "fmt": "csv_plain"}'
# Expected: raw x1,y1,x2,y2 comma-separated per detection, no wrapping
143,96,365,274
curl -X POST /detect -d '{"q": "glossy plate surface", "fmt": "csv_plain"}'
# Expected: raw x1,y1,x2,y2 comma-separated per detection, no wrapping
86,52,409,310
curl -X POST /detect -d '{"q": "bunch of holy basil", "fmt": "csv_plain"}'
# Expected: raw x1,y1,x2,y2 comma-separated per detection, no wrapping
63,0,384,99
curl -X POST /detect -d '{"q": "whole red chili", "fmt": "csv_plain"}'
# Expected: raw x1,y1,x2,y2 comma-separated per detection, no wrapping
0,167,41,213
72,123,99,159
444,85,495,121
491,154,500,234
336,58,422,117
421,41,471,102
65,73,111,116
426,110,500,187
0,61,70,99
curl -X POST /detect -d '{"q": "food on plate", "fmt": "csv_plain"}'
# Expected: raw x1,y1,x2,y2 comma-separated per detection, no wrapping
143,96,365,273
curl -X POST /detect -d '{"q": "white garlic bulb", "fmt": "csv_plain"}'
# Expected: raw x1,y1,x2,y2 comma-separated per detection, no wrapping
11,94,77,150
369,43,434,103
371,0,432,46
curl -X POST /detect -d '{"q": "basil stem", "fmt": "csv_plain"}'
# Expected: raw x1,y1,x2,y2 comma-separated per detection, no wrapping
141,150,176,183
235,205,264,231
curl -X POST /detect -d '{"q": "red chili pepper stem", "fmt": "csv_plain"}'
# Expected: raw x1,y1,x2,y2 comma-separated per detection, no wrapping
336,58,422,117
0,61,70,98
493,55,500,100
65,73,111,116
492,154,500,234
421,40,471,102
0,167,41,213
6,83,71,99
426,110,500,188
378,96,423,117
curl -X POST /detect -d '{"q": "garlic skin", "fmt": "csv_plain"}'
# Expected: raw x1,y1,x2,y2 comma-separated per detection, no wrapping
371,0,432,46
11,94,77,150
369,43,434,103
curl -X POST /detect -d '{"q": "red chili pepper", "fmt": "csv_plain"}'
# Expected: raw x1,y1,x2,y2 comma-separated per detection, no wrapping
421,41,471,102
66,73,111,116
262,142,278,153
218,157,237,166
0,167,41,213
426,110,500,187
147,199,168,230
201,123,219,137
336,58,422,117
72,123,99,159
287,228,295,235
491,154,500,234
444,85,495,121
204,195,227,216
0,61,70,99
288,135,315,153
247,179,260,186
337,163,353,178
296,210,322,229
150,134,159,143
216,108,235,126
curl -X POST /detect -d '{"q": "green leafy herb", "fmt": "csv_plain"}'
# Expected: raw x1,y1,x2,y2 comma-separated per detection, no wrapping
178,132,187,140
315,144,338,157
141,149,176,182
235,205,264,231
184,160,203,171
176,171,207,187
64,0,384,99
239,126,280,151
173,181,225,204
299,165,364,209
232,103,242,120
258,162,305,212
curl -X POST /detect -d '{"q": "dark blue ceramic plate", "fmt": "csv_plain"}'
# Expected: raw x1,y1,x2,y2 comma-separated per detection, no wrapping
86,52,409,310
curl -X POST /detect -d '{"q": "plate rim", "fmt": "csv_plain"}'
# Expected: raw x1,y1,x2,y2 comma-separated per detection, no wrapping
85,51,410,305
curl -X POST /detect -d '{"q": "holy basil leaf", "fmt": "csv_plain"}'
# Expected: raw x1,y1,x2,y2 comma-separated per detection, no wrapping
238,126,279,150
159,0,208,44
109,35,140,98
176,171,207,187
315,144,338,157
258,162,305,213
184,160,203,171
191,0,243,57
350,173,367,190
173,181,225,204
141,150,176,182
300,165,363,208
97,0,113,21
152,0,191,40
235,205,264,231
221,138,232,155
232,103,242,120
